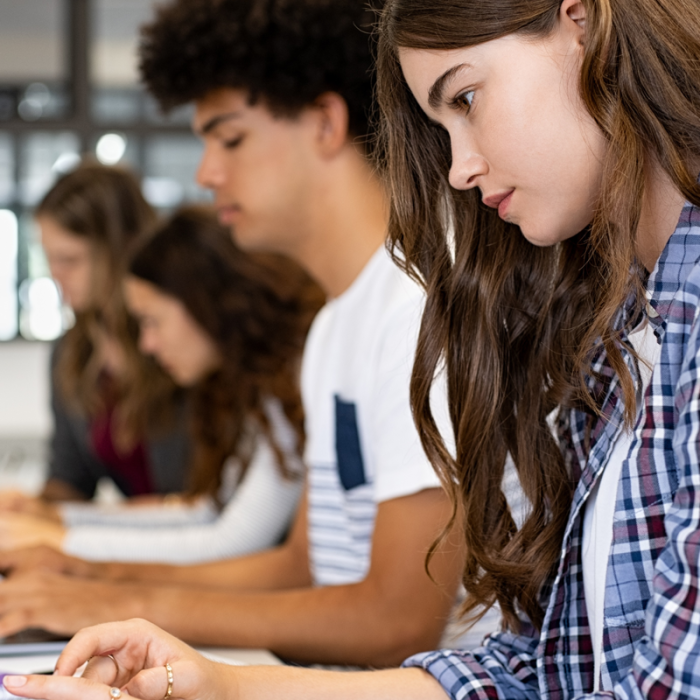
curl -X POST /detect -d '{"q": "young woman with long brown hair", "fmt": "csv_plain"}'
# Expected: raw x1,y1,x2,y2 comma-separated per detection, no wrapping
4,0,700,697
0,207,322,563
0,163,190,517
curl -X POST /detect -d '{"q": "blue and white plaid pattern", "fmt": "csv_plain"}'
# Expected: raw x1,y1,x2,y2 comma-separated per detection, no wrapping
404,202,700,699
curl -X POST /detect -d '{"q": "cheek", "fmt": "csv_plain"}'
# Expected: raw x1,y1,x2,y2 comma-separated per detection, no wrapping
193,335,217,371
250,133,305,200
64,266,94,308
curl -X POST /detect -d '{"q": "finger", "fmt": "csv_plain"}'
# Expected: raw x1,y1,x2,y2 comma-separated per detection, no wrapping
127,657,218,700
3,674,140,700
55,620,156,677
123,666,173,700
81,655,119,687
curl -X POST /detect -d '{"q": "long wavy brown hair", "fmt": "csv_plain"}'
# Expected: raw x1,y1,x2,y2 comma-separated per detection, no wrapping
377,0,700,632
129,207,325,499
36,163,177,450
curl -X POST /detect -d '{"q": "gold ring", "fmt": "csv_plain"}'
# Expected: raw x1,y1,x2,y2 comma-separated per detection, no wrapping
163,662,173,700
106,655,119,677
87,655,120,683
109,689,122,700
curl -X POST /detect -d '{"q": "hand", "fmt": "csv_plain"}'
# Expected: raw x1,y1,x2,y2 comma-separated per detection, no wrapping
0,513,65,551
0,491,60,521
0,545,99,578
0,571,143,638
2,619,236,700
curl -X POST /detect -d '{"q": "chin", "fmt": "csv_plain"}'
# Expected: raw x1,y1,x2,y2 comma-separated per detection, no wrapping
229,226,257,251
519,220,581,248
230,227,281,255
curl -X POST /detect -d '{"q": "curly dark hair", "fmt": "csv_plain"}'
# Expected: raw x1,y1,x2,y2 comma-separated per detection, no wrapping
139,0,383,144
129,206,325,499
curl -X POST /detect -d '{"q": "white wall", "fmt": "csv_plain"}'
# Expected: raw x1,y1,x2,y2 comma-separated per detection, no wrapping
0,341,52,438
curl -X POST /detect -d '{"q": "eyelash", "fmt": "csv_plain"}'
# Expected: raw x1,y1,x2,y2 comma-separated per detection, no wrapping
450,90,475,113
223,136,244,149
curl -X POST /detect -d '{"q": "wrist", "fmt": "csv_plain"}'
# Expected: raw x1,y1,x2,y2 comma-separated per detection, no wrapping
208,660,240,700
89,560,125,581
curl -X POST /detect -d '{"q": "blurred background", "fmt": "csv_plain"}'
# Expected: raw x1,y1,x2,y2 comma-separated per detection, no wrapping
0,0,209,485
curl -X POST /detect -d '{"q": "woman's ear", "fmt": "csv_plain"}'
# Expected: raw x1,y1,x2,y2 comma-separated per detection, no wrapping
310,92,351,158
560,0,587,41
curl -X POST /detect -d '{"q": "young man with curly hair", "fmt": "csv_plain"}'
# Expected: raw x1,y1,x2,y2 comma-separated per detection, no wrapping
0,0,466,668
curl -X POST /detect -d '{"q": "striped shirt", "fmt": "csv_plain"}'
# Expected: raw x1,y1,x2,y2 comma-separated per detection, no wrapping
404,200,700,698
302,247,441,586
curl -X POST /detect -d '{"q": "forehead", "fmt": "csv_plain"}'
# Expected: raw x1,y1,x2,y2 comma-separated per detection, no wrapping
124,276,171,311
37,217,90,250
193,87,272,132
398,45,482,112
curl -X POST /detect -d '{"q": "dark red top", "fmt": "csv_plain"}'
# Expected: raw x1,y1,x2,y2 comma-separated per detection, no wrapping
90,377,153,496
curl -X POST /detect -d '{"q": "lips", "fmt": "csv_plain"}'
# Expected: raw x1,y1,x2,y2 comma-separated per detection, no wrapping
482,189,515,219
216,205,241,225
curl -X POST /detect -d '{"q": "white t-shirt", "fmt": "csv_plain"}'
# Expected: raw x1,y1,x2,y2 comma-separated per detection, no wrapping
302,246,441,586
60,399,303,564
582,320,661,690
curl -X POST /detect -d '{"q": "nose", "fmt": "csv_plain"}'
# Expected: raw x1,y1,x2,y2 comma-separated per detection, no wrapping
448,137,488,191
196,143,226,192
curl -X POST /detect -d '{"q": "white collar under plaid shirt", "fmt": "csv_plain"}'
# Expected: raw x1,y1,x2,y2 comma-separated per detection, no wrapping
403,198,700,700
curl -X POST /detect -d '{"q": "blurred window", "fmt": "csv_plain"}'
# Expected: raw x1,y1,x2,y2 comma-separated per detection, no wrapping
0,0,205,341
0,135,15,207
0,1,66,83
19,132,81,207
144,136,208,209
0,210,18,341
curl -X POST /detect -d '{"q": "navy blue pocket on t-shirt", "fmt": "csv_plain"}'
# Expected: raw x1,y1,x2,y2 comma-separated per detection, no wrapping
334,395,366,490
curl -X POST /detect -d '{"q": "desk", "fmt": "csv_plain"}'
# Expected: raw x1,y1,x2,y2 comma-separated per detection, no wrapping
0,647,282,676
197,647,282,667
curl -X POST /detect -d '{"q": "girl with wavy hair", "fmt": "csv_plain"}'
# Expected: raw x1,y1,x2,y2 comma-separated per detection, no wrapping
0,207,323,563
0,163,190,515
4,0,700,698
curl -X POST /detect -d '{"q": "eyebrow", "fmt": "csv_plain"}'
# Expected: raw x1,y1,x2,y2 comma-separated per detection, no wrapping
196,111,242,135
428,63,471,110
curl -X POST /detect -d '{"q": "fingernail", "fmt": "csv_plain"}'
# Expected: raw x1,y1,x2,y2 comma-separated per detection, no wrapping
3,676,27,688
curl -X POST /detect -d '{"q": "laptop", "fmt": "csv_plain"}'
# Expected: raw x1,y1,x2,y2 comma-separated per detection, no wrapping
0,629,68,656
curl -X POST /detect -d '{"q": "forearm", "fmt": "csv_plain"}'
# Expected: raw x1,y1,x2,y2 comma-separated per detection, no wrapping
228,665,447,700
40,479,88,503
144,579,446,667
97,542,310,591
61,499,214,529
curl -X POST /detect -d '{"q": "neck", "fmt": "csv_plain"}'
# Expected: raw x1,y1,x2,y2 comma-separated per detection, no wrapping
288,146,389,297
637,159,695,271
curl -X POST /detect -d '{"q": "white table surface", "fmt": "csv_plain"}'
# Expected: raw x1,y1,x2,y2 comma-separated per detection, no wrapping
0,646,282,676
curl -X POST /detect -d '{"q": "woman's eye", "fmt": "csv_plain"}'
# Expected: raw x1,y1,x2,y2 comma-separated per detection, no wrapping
453,90,475,112
223,136,244,149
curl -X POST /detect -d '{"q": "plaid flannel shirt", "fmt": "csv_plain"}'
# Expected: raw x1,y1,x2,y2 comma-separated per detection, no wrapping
404,200,700,699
